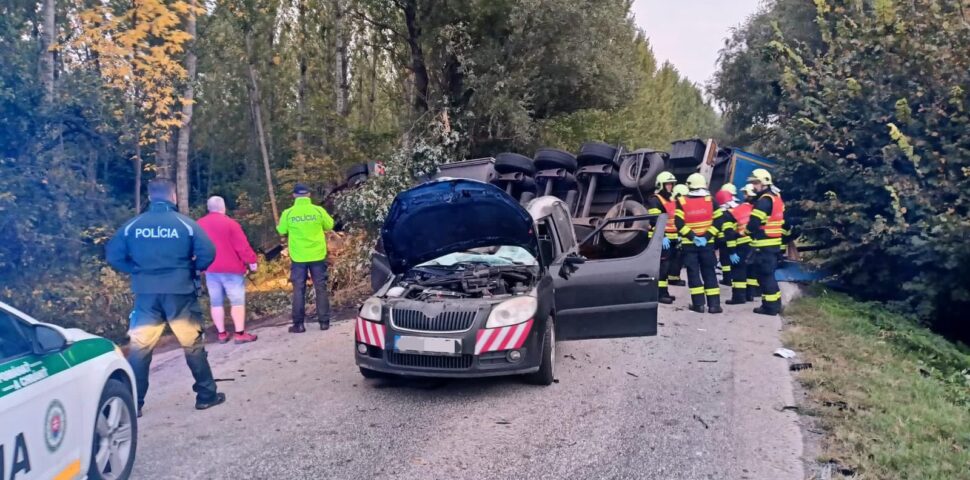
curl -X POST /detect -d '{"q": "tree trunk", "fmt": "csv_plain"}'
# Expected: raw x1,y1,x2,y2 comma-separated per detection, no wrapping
401,0,429,115
134,141,143,213
174,0,198,213
367,45,378,131
155,133,174,180
295,0,307,177
40,0,55,103
245,32,280,221
333,0,350,117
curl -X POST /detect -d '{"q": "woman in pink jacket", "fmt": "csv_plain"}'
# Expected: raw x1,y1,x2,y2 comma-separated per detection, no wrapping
198,196,259,344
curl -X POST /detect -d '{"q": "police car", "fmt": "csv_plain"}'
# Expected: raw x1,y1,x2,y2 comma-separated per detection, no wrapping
0,302,138,480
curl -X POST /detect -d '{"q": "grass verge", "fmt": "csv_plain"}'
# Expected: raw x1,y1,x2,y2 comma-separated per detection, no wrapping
783,288,970,480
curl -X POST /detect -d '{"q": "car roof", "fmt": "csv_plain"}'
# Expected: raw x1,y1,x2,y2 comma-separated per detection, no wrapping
526,196,567,221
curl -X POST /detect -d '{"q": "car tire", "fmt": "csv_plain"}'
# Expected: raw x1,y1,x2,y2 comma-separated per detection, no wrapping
602,200,650,246
619,150,664,190
345,163,369,182
88,378,138,480
534,148,578,172
525,318,555,386
577,141,618,166
494,153,535,175
359,367,387,379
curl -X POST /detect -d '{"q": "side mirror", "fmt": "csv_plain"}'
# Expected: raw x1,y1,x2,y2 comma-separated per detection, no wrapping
558,254,586,279
33,324,67,354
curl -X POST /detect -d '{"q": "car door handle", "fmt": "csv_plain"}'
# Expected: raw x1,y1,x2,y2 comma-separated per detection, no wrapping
635,275,655,284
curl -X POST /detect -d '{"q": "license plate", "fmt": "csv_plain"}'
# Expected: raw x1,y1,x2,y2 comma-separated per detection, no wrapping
394,335,462,356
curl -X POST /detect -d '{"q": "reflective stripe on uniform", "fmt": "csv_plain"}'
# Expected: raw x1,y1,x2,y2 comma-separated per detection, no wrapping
690,286,704,295
705,288,720,296
748,278,759,286
752,238,783,248
763,292,782,302
658,280,668,288
732,281,747,288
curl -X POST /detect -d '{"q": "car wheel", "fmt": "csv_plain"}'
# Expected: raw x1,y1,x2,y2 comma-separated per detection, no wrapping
534,148,578,172
88,378,138,480
603,200,650,246
359,367,387,379
619,150,664,190
525,318,555,386
494,152,535,175
577,141,618,166
345,163,369,182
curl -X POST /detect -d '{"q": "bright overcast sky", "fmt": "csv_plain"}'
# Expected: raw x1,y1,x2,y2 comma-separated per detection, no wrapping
631,0,764,86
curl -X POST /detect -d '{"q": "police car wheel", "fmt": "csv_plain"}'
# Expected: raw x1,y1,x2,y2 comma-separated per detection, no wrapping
88,379,138,480
525,318,555,386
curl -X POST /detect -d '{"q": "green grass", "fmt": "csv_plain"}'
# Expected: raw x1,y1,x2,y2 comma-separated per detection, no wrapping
783,289,970,480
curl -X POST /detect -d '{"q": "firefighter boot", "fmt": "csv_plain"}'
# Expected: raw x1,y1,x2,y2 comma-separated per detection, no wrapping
658,290,675,304
725,282,747,305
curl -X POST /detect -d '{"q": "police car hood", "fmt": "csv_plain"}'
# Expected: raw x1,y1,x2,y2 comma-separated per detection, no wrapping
62,328,100,343
381,179,538,274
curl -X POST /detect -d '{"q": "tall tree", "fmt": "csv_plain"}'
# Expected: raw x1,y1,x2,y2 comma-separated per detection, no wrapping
174,0,199,212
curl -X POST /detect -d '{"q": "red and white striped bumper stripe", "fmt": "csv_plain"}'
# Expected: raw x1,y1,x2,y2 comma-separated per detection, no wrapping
355,317,386,349
474,319,534,355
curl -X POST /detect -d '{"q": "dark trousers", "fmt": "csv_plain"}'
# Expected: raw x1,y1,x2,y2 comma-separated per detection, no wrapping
291,260,331,326
752,248,781,312
730,243,751,302
718,242,732,284
658,238,678,298
127,293,218,408
682,244,720,308
668,244,684,282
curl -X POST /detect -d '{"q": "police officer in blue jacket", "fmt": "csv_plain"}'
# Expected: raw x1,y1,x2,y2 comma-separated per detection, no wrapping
106,179,225,413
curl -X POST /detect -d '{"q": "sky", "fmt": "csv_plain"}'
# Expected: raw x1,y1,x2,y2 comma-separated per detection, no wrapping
631,0,764,87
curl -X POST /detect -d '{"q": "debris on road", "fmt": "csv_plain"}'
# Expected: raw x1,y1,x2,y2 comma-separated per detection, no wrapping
692,414,710,429
773,348,797,359
697,359,718,363
789,362,813,371
626,371,639,378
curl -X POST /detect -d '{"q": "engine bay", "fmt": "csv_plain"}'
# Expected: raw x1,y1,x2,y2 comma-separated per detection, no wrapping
389,263,538,301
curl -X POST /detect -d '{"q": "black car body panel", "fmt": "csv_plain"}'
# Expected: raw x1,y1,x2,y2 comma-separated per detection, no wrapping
381,179,538,275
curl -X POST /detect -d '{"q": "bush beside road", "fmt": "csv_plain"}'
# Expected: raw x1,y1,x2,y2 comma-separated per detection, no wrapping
784,289,970,479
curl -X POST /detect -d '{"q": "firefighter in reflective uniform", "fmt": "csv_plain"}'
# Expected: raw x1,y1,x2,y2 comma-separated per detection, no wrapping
713,188,741,291
725,184,755,304
646,171,679,304
667,183,690,287
740,184,761,300
715,184,738,286
745,169,785,315
675,174,722,314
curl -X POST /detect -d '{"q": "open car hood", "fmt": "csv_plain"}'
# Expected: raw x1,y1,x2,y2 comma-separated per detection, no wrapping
381,179,538,274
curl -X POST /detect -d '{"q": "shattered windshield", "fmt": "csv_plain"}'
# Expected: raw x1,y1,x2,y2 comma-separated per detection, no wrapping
418,245,538,267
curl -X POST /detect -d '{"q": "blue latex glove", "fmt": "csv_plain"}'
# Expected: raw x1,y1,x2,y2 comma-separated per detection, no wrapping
662,237,671,250
729,253,741,265
693,236,708,247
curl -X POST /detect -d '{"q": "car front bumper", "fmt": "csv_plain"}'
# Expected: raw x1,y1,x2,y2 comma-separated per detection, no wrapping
353,317,542,379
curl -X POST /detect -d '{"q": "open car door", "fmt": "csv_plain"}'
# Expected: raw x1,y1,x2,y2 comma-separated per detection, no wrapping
553,214,663,341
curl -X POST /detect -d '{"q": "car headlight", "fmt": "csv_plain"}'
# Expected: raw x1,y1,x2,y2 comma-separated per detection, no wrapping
359,297,383,322
486,296,537,328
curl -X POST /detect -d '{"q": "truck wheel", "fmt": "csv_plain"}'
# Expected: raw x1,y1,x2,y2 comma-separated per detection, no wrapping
359,367,388,379
619,150,664,190
495,153,535,175
525,318,555,386
88,378,138,480
577,141,618,166
602,200,650,246
534,148,578,172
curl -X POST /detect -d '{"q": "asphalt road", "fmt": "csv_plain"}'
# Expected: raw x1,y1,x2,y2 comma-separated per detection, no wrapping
132,284,803,480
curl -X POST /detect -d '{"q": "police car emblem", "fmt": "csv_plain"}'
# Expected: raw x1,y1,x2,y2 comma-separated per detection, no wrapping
44,399,66,452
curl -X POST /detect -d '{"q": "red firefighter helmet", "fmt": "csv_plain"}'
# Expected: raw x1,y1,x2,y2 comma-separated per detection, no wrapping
714,189,735,206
